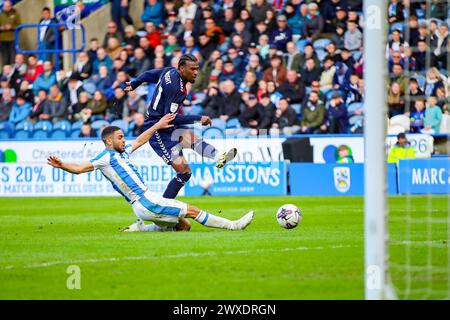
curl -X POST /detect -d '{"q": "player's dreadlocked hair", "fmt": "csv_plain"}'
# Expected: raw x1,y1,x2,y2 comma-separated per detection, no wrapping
178,54,198,69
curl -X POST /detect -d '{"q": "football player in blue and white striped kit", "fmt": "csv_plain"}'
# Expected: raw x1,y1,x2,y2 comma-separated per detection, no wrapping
123,54,237,200
47,114,254,232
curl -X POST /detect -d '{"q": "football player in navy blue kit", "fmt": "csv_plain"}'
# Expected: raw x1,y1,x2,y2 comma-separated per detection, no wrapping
124,54,237,199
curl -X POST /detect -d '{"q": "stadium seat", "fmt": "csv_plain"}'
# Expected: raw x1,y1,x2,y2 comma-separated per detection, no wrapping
347,102,364,116
352,51,363,61
34,120,53,132
0,121,14,135
389,114,410,132
211,118,226,130
14,129,30,139
414,75,426,91
316,49,327,62
0,130,10,139
313,38,331,50
390,22,405,32
110,120,129,134
71,130,81,138
127,122,136,137
50,129,68,139
71,120,84,131
226,118,241,129
348,115,364,127
15,120,34,132
53,120,72,133
91,120,109,131
439,114,450,134
202,127,225,139
387,124,406,135
32,130,49,139
296,39,311,53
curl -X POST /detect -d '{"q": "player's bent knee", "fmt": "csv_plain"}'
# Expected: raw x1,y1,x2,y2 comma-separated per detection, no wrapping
177,172,191,184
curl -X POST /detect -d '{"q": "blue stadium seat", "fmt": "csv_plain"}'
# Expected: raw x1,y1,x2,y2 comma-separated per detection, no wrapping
15,120,34,131
71,120,84,131
53,120,72,133
414,75,426,91
34,120,53,132
390,22,405,33
352,51,363,61
347,102,364,116
296,39,311,53
316,49,327,62
0,130,10,139
91,120,109,130
0,121,14,135
202,127,225,139
313,38,331,50
71,130,81,138
226,118,241,129
14,129,30,139
110,119,128,134
50,129,68,139
127,121,136,137
349,115,364,126
211,118,226,130
32,130,49,139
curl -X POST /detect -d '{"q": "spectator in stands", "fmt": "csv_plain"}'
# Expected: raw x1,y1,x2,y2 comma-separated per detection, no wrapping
331,23,346,50
92,65,114,94
389,63,408,94
424,67,446,96
198,33,215,61
204,18,225,46
106,87,126,122
111,0,133,33
406,78,425,113
251,0,272,25
0,0,21,65
219,8,235,37
271,98,300,135
284,41,302,71
203,85,222,119
301,43,320,70
93,47,113,75
0,87,13,121
301,58,322,87
73,51,93,81
128,47,150,78
413,40,427,72
181,35,199,55
345,73,363,105
278,70,305,113
300,91,325,133
321,93,348,133
388,0,405,24
255,93,276,134
87,90,108,121
436,87,448,114
17,80,34,104
218,80,240,122
8,94,31,125
123,25,139,49
178,0,197,25
33,61,56,95
219,60,241,84
344,20,363,52
79,123,97,138
24,55,44,84
263,55,287,85
239,93,262,129
87,38,100,62
64,75,84,114
238,71,258,94
319,57,337,92
28,90,50,122
0,75,9,97
302,2,324,42
386,29,408,59
270,15,292,53
430,22,449,71
283,2,302,37
387,133,415,164
106,37,123,60
103,21,123,48
13,53,27,78
423,95,443,133
263,8,277,35
266,80,283,107
122,90,146,122
42,85,67,123
131,112,145,137
37,7,57,62
410,99,426,133
231,19,252,47
388,82,405,118
72,91,91,122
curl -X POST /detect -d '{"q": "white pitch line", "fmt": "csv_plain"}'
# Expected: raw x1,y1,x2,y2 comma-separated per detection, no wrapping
0,244,358,271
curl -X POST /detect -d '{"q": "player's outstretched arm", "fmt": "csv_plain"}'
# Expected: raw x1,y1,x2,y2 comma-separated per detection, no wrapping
131,113,176,153
124,68,165,92
47,156,94,174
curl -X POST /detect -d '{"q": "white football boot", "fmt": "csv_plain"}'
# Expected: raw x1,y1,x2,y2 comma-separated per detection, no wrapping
215,148,238,169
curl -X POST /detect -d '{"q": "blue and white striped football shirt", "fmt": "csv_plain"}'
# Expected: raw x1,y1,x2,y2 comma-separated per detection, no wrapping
90,144,147,203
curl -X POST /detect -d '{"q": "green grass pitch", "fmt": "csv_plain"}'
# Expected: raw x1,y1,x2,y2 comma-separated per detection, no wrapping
0,196,448,299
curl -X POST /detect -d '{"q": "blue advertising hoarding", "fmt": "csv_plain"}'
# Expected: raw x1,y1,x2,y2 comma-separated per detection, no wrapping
398,159,450,194
184,162,287,196
290,163,398,196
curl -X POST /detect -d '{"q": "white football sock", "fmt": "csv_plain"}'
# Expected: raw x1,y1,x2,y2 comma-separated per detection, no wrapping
194,210,236,230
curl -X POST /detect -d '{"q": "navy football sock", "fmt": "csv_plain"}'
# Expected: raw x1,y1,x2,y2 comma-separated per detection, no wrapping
163,172,191,199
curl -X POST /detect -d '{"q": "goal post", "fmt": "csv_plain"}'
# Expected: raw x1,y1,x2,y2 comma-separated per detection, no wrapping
363,0,397,300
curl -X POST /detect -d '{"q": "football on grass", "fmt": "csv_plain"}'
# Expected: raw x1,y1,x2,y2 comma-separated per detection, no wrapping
276,204,302,229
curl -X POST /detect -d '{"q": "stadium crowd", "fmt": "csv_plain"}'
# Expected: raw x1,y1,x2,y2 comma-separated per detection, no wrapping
0,0,448,138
